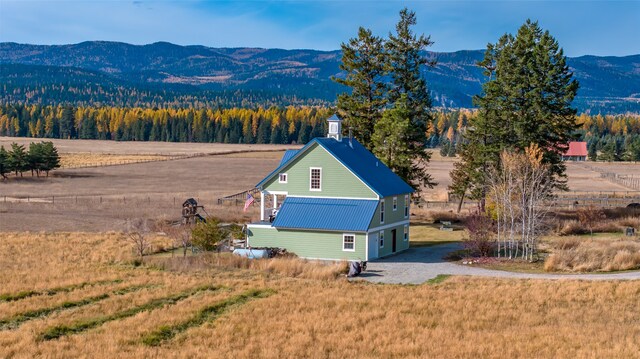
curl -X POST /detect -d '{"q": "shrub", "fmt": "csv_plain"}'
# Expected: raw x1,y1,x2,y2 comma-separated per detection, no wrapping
463,212,495,257
558,220,589,236
428,210,460,224
191,218,229,251
577,205,606,235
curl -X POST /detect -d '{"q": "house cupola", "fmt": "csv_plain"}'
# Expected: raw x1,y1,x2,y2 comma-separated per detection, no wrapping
326,114,343,141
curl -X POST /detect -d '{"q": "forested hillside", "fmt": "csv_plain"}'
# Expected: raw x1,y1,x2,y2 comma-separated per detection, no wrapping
0,104,331,144
1,104,639,160
1,42,639,113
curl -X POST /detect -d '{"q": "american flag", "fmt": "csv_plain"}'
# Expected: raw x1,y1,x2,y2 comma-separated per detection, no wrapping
243,193,255,212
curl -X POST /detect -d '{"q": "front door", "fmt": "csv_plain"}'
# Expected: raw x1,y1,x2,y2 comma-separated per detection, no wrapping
391,229,397,252
368,233,378,260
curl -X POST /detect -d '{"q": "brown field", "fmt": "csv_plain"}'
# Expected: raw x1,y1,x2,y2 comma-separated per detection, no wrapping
1,138,639,232
2,138,640,358
0,136,299,155
60,153,170,168
0,232,639,358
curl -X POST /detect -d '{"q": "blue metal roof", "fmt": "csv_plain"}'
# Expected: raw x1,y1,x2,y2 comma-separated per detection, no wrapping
314,137,415,197
272,197,378,232
279,149,299,166
256,115,415,197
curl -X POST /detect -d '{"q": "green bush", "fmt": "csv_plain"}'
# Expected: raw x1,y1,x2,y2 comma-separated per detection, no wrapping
191,218,229,251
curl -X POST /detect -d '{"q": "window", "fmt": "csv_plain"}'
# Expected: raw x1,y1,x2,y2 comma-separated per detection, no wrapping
343,234,355,252
379,230,384,248
393,197,398,211
310,168,322,191
330,122,338,134
278,173,287,184
404,195,409,218
404,225,408,241
379,199,385,223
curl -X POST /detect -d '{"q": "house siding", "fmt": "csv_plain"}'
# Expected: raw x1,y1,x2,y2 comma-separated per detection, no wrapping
369,194,411,228
374,224,410,258
263,143,377,199
247,226,367,261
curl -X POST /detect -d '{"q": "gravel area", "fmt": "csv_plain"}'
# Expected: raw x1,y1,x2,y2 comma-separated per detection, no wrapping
358,243,640,284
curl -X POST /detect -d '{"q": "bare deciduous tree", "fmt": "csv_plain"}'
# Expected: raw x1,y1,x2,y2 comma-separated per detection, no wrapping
488,145,553,261
125,218,151,260
160,223,193,257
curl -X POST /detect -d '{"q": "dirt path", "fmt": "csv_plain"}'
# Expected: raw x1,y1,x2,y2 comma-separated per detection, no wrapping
359,243,640,284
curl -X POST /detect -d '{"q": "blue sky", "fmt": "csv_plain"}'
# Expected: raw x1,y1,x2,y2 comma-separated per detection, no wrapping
1,0,638,56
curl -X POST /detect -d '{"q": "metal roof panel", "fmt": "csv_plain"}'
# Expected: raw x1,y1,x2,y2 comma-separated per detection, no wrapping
272,197,378,232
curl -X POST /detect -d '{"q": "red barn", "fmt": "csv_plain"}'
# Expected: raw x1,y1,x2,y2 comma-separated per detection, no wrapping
562,141,588,161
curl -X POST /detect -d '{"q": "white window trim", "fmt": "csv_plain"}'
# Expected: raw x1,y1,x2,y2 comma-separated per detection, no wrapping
342,233,356,252
404,195,409,218
309,167,322,191
379,230,384,248
393,197,398,211
278,173,288,184
404,225,409,241
379,199,385,224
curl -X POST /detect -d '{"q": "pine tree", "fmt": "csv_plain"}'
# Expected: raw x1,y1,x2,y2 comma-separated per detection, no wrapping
8,143,28,176
451,20,579,210
385,8,436,190
372,94,412,177
588,141,598,161
40,141,60,177
27,142,45,177
0,146,9,179
333,27,388,149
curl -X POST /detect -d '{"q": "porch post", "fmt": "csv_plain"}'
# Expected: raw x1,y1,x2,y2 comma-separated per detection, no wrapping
273,194,278,211
260,191,265,221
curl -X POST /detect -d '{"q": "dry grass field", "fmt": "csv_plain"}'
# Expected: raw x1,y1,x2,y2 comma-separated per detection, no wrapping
0,136,298,156
0,232,639,358
2,138,640,358
60,153,170,168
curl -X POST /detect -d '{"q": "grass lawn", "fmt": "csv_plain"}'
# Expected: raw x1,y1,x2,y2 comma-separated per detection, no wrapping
409,222,465,247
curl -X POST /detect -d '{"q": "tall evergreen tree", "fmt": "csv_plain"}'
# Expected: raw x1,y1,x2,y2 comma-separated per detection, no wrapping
8,143,28,176
0,146,9,179
333,27,388,149
451,20,579,210
385,7,436,190
40,141,60,177
588,141,598,161
372,94,412,177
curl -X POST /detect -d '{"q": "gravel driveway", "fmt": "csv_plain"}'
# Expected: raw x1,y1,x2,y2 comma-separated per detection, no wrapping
358,243,640,284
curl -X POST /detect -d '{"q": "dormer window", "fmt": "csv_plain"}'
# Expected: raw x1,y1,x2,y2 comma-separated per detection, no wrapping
279,173,288,184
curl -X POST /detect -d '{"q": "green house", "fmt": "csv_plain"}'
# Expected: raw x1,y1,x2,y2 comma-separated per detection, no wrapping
246,115,414,261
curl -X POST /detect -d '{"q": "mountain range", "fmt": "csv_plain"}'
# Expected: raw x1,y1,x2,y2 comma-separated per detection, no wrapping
1,41,639,113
